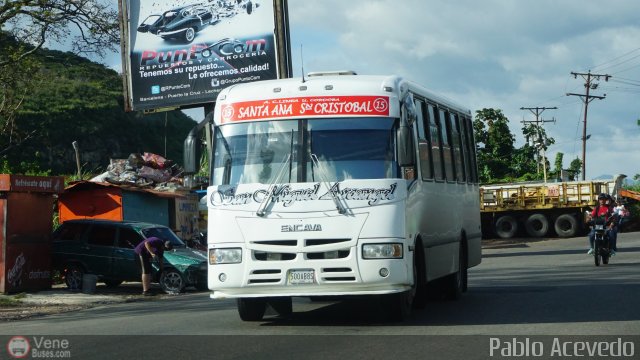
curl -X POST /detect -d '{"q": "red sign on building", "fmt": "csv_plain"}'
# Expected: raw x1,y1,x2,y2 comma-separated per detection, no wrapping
0,174,64,193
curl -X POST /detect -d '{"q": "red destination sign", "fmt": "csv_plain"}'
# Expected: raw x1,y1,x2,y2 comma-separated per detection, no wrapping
220,95,390,123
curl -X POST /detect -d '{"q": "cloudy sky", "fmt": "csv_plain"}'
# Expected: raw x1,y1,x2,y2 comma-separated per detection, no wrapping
285,0,640,180
110,0,640,180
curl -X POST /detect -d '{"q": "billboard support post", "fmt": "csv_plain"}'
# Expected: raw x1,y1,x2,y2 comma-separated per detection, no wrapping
118,0,132,112
274,0,292,79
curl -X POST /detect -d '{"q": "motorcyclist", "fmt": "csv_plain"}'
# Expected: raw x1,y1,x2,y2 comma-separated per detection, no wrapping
586,193,617,255
606,194,620,253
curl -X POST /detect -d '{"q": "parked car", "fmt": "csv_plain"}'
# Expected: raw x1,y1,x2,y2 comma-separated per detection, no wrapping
137,1,257,43
52,219,208,294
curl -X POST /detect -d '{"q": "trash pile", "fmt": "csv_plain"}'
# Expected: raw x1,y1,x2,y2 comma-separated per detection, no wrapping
91,152,185,191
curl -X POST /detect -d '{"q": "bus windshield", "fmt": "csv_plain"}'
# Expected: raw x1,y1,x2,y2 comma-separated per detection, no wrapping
211,117,399,185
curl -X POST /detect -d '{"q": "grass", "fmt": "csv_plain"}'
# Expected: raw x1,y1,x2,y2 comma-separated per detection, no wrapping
0,295,22,307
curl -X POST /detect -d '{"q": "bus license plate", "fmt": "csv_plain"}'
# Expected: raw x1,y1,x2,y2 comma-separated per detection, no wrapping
288,269,315,285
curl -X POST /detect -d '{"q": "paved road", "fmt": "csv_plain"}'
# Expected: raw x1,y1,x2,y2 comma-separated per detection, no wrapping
2,232,639,359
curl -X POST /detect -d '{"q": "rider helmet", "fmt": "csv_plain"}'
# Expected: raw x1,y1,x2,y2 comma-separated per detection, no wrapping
597,193,607,200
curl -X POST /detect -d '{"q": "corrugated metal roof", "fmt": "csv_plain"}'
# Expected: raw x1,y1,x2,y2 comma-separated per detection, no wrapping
64,181,188,199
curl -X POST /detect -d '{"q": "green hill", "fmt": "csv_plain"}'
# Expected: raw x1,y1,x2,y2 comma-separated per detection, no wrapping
1,37,198,176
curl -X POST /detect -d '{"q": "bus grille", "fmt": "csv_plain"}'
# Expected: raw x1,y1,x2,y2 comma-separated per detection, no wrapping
320,267,356,282
248,269,282,284
306,249,350,260
254,252,296,261
252,240,297,246
305,238,350,246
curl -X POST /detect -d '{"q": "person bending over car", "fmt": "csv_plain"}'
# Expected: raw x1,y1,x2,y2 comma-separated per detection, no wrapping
135,237,173,295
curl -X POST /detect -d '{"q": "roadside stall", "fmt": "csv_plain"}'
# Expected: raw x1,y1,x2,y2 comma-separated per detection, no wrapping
0,174,64,294
58,181,199,242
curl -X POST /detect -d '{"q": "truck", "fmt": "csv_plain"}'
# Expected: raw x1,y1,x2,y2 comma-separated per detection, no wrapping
480,174,627,239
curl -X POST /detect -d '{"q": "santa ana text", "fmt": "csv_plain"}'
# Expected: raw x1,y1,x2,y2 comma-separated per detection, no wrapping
489,338,634,357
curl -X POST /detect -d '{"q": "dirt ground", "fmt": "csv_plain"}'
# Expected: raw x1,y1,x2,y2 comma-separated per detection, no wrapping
0,283,165,322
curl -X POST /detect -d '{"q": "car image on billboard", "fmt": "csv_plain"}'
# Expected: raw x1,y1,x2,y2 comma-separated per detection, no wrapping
137,1,258,43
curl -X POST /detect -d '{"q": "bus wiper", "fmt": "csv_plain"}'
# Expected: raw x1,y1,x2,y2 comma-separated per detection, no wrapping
310,153,347,215
256,153,291,217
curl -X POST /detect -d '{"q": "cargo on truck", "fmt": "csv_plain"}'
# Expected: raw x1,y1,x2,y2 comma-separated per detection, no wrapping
480,174,626,239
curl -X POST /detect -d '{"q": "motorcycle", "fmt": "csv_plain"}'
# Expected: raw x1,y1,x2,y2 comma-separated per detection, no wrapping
186,231,207,251
592,218,612,266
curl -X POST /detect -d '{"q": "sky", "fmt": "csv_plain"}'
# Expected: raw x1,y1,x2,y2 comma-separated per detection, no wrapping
105,0,640,180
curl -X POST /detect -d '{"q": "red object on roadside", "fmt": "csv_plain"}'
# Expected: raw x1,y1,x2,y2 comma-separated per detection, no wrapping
0,174,64,294
142,152,167,169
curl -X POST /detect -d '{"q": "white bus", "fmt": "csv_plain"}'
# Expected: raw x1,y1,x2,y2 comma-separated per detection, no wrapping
196,71,481,321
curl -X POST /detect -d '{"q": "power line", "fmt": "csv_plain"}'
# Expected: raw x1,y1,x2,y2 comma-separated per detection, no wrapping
593,52,640,73
609,79,640,87
612,76,640,84
590,47,640,71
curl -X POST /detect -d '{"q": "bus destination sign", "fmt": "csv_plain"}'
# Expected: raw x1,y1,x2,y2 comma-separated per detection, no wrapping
220,95,390,122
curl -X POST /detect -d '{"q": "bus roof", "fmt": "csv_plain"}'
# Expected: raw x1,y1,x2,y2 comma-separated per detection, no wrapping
214,73,471,124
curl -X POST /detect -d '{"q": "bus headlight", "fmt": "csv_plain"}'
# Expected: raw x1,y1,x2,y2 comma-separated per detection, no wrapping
362,243,403,259
209,248,242,264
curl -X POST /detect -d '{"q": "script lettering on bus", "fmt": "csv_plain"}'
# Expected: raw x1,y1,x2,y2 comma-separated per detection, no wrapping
253,184,321,206
319,183,397,205
210,183,398,207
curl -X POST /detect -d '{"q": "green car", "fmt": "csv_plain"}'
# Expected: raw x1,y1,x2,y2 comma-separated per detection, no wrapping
52,219,208,294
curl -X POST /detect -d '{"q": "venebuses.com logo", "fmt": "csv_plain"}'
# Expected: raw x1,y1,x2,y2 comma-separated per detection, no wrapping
6,336,71,359
7,336,30,358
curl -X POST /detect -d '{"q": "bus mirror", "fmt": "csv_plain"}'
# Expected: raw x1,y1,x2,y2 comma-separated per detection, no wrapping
397,125,415,167
183,128,201,174
402,93,417,126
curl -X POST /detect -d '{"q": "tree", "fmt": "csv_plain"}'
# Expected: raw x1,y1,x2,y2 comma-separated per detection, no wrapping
474,108,516,182
552,152,564,180
0,46,195,175
569,157,582,181
510,143,537,177
521,122,555,177
1,0,119,151
0,0,118,61
1,33,41,153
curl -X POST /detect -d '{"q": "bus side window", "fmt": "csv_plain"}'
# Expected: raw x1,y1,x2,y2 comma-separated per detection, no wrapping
464,116,478,183
429,105,444,181
414,99,433,180
458,115,471,183
451,113,465,182
440,109,455,182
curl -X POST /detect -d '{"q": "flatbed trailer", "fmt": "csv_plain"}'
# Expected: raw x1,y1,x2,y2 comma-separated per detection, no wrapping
480,175,626,238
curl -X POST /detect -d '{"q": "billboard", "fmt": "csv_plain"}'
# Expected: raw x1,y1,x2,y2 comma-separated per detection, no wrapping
119,0,279,111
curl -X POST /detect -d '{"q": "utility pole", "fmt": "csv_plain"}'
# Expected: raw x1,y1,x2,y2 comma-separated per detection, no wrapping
520,107,556,183
566,70,610,180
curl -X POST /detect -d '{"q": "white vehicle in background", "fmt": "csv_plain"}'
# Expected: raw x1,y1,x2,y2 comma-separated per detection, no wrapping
186,71,482,321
